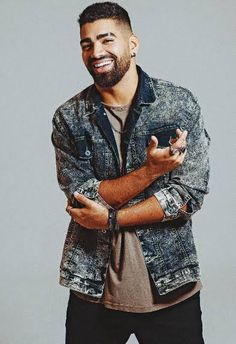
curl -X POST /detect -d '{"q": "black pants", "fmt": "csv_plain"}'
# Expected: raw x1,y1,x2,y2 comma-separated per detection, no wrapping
65,290,204,344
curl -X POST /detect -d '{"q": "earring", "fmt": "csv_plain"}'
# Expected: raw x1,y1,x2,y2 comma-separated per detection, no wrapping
131,52,136,58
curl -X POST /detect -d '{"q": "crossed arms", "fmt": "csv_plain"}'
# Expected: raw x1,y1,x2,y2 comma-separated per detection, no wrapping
52,99,210,231
66,131,188,229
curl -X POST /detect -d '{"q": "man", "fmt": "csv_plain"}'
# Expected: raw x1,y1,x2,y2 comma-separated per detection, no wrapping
51,2,210,343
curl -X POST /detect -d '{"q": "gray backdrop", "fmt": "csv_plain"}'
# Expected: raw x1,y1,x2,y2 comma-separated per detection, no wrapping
1,0,235,343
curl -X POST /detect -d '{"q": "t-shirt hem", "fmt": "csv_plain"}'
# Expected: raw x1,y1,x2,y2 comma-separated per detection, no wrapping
71,280,202,313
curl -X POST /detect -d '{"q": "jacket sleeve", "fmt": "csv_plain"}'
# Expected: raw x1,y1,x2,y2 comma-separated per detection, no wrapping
51,109,110,207
154,96,211,221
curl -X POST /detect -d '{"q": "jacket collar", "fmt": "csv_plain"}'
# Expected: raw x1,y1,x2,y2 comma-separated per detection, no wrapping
134,65,156,106
84,65,156,114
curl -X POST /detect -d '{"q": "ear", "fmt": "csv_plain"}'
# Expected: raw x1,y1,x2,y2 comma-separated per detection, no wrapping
129,34,139,57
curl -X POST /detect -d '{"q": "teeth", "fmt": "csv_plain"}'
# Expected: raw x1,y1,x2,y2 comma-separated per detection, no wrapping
94,60,113,68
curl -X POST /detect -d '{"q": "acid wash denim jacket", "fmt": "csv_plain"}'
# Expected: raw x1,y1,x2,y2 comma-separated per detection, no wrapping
51,66,210,298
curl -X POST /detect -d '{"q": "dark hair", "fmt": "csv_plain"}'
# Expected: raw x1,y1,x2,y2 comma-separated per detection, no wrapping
78,2,132,31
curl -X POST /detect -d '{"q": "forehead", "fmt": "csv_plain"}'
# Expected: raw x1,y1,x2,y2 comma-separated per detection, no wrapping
80,19,127,40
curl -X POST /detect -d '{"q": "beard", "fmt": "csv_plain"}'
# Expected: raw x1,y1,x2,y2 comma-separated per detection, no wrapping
86,53,131,88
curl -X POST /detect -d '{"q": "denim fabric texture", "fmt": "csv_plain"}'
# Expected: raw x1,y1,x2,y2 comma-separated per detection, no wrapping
51,66,210,298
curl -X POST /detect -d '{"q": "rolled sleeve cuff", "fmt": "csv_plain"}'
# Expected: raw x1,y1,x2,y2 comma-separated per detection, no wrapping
178,202,195,220
154,185,191,222
75,178,112,209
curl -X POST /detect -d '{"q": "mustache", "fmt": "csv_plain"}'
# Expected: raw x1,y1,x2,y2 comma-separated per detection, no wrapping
88,54,116,66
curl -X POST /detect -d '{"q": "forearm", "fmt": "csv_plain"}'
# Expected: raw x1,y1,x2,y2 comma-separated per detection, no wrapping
117,196,188,227
99,133,187,209
99,164,159,209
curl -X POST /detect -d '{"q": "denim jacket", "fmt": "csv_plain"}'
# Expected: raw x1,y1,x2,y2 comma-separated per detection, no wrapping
51,66,210,297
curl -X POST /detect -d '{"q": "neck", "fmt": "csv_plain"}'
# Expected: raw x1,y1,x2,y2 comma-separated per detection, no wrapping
95,63,139,106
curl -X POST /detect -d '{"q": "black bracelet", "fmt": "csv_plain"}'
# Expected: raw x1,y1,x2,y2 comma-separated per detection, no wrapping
108,208,120,232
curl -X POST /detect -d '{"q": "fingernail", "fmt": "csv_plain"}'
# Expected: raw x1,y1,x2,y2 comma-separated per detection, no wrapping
74,191,80,196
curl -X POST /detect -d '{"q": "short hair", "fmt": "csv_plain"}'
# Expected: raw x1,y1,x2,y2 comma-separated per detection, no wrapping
78,2,132,31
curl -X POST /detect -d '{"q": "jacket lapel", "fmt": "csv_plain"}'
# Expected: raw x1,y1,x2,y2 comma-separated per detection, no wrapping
86,86,120,169
93,107,120,165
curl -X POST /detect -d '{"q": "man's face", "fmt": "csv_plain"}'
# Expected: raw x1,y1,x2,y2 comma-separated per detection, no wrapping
80,19,132,88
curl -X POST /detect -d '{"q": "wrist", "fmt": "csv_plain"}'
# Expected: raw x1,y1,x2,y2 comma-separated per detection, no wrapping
142,163,161,181
108,208,120,232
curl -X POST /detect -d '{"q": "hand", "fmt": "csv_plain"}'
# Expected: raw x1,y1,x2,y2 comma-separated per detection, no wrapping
145,129,187,178
66,192,109,230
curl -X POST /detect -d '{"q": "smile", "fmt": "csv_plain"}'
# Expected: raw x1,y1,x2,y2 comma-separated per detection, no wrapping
93,59,114,69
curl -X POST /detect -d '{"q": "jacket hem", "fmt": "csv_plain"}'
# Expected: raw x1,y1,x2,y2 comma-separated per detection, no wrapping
59,276,104,298
152,266,201,295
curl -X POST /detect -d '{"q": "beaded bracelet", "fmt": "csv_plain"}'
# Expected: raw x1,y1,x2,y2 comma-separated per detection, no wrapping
108,208,120,232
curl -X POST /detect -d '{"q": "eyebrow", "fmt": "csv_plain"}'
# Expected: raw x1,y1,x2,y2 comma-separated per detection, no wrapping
80,32,116,45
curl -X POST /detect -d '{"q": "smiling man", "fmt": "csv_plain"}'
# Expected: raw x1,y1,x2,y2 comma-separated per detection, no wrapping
51,2,210,344
81,29,132,88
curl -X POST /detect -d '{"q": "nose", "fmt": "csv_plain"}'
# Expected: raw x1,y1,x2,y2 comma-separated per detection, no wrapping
91,41,105,59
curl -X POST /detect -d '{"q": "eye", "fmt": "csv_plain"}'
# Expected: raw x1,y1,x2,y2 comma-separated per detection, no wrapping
81,44,92,51
102,38,114,45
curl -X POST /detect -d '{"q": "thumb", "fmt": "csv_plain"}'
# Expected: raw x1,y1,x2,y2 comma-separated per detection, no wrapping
148,135,158,152
73,192,92,207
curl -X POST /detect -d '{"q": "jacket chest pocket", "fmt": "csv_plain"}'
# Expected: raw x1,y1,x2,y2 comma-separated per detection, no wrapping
131,125,177,166
151,126,177,148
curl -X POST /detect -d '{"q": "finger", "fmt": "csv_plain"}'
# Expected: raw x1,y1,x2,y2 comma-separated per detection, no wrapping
67,206,82,222
66,204,73,216
178,130,188,141
67,199,73,209
73,192,92,207
169,128,183,145
169,146,181,157
173,131,187,149
176,128,182,137
148,136,158,152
